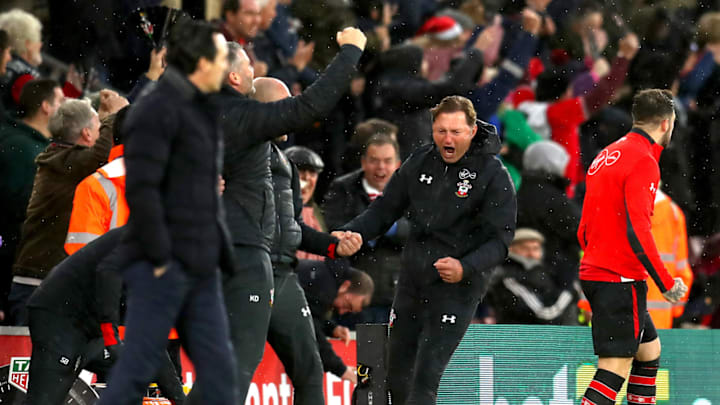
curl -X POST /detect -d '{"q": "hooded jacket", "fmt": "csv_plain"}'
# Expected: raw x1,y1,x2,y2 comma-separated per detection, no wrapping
518,141,581,288
341,121,516,300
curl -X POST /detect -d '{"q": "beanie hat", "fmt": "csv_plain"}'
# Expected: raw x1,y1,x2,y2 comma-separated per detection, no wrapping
522,140,570,177
512,228,545,244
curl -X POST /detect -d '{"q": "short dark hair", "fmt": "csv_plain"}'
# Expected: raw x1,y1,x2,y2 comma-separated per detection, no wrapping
0,29,8,51
362,133,400,159
18,79,60,118
430,95,476,126
631,89,675,127
166,17,221,75
222,0,241,17
345,268,374,298
352,118,397,147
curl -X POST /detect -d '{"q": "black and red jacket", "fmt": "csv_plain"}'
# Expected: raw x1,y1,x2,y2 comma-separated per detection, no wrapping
578,128,674,292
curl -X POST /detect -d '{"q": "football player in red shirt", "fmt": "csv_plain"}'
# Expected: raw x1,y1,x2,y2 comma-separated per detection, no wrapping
577,89,688,405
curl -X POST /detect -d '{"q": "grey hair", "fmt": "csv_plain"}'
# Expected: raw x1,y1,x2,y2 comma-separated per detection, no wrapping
226,41,245,75
0,9,42,56
48,99,96,144
257,0,272,7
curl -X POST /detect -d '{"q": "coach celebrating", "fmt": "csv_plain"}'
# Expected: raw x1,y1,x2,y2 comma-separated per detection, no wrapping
340,95,516,404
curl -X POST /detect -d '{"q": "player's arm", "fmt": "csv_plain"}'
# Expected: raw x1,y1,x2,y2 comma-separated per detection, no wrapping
624,157,674,292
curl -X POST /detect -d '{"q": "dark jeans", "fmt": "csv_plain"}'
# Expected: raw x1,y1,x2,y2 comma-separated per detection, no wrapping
97,260,238,405
386,289,478,405
8,282,37,326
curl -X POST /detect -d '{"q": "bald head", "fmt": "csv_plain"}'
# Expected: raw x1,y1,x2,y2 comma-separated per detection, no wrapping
251,77,291,102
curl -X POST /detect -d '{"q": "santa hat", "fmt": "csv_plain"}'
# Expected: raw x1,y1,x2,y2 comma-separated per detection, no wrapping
416,16,462,41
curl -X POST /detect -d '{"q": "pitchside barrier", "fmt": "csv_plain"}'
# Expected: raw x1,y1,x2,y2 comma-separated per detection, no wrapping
355,324,720,405
2,325,718,404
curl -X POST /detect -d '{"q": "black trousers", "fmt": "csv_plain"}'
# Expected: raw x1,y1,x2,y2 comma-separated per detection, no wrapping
25,308,185,405
386,288,477,405
267,267,324,405
97,261,237,405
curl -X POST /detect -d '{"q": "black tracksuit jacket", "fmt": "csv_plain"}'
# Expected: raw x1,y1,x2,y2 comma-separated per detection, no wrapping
341,122,516,300
214,44,362,251
27,229,123,338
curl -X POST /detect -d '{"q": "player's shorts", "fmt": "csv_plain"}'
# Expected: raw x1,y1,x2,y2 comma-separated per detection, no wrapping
581,280,658,357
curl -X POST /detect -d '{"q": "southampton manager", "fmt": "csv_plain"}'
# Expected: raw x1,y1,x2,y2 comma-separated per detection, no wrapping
339,95,516,404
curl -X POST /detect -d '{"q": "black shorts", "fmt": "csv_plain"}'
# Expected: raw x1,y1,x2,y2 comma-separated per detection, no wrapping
581,280,658,357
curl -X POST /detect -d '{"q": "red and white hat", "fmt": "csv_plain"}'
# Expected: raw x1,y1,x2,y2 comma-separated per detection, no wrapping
416,16,463,41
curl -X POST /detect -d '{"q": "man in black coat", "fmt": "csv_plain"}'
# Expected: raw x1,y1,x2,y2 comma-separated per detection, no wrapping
24,229,184,404
517,140,581,289
296,259,374,383
98,19,239,405
339,95,516,404
485,228,576,325
323,133,407,324
201,27,367,403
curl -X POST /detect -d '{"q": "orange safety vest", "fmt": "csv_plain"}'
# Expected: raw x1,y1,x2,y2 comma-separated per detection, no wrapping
65,145,180,341
647,191,694,329
65,146,128,255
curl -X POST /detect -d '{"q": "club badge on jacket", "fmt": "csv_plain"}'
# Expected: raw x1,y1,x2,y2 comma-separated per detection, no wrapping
456,168,476,198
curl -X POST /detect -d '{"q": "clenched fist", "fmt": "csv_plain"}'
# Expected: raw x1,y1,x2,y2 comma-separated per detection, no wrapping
336,27,367,51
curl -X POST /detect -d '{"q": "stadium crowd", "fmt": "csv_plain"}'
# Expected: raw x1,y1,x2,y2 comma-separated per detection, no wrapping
1,0,720,402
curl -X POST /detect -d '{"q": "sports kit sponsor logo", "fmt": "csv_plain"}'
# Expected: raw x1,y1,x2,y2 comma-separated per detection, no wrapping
588,149,622,175
301,306,311,317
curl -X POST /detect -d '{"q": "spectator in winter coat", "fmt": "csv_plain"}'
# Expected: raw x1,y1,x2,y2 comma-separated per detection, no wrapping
0,79,64,320
486,228,576,325
324,133,406,324
0,9,82,115
9,93,125,325
517,141,581,289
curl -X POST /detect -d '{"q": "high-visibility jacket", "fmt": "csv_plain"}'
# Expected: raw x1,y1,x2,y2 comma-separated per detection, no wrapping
65,146,128,255
647,190,694,328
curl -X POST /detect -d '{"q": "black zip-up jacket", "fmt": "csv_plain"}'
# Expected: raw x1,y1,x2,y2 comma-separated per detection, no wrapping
214,44,362,251
323,169,409,306
296,258,354,378
269,144,338,267
121,67,234,275
27,228,123,338
341,121,516,300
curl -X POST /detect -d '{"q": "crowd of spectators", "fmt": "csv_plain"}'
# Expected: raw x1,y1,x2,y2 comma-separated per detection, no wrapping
2,0,720,332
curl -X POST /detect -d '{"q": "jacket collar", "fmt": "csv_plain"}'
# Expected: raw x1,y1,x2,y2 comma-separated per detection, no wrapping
162,66,203,102
630,127,655,145
10,118,48,144
629,127,664,162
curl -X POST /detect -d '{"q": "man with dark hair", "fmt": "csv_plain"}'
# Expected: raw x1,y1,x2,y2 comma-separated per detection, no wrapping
9,93,125,325
204,28,366,403
219,0,266,76
342,118,398,172
339,95,516,404
0,79,63,320
296,259,374,383
96,18,238,405
324,133,406,324
577,89,688,405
